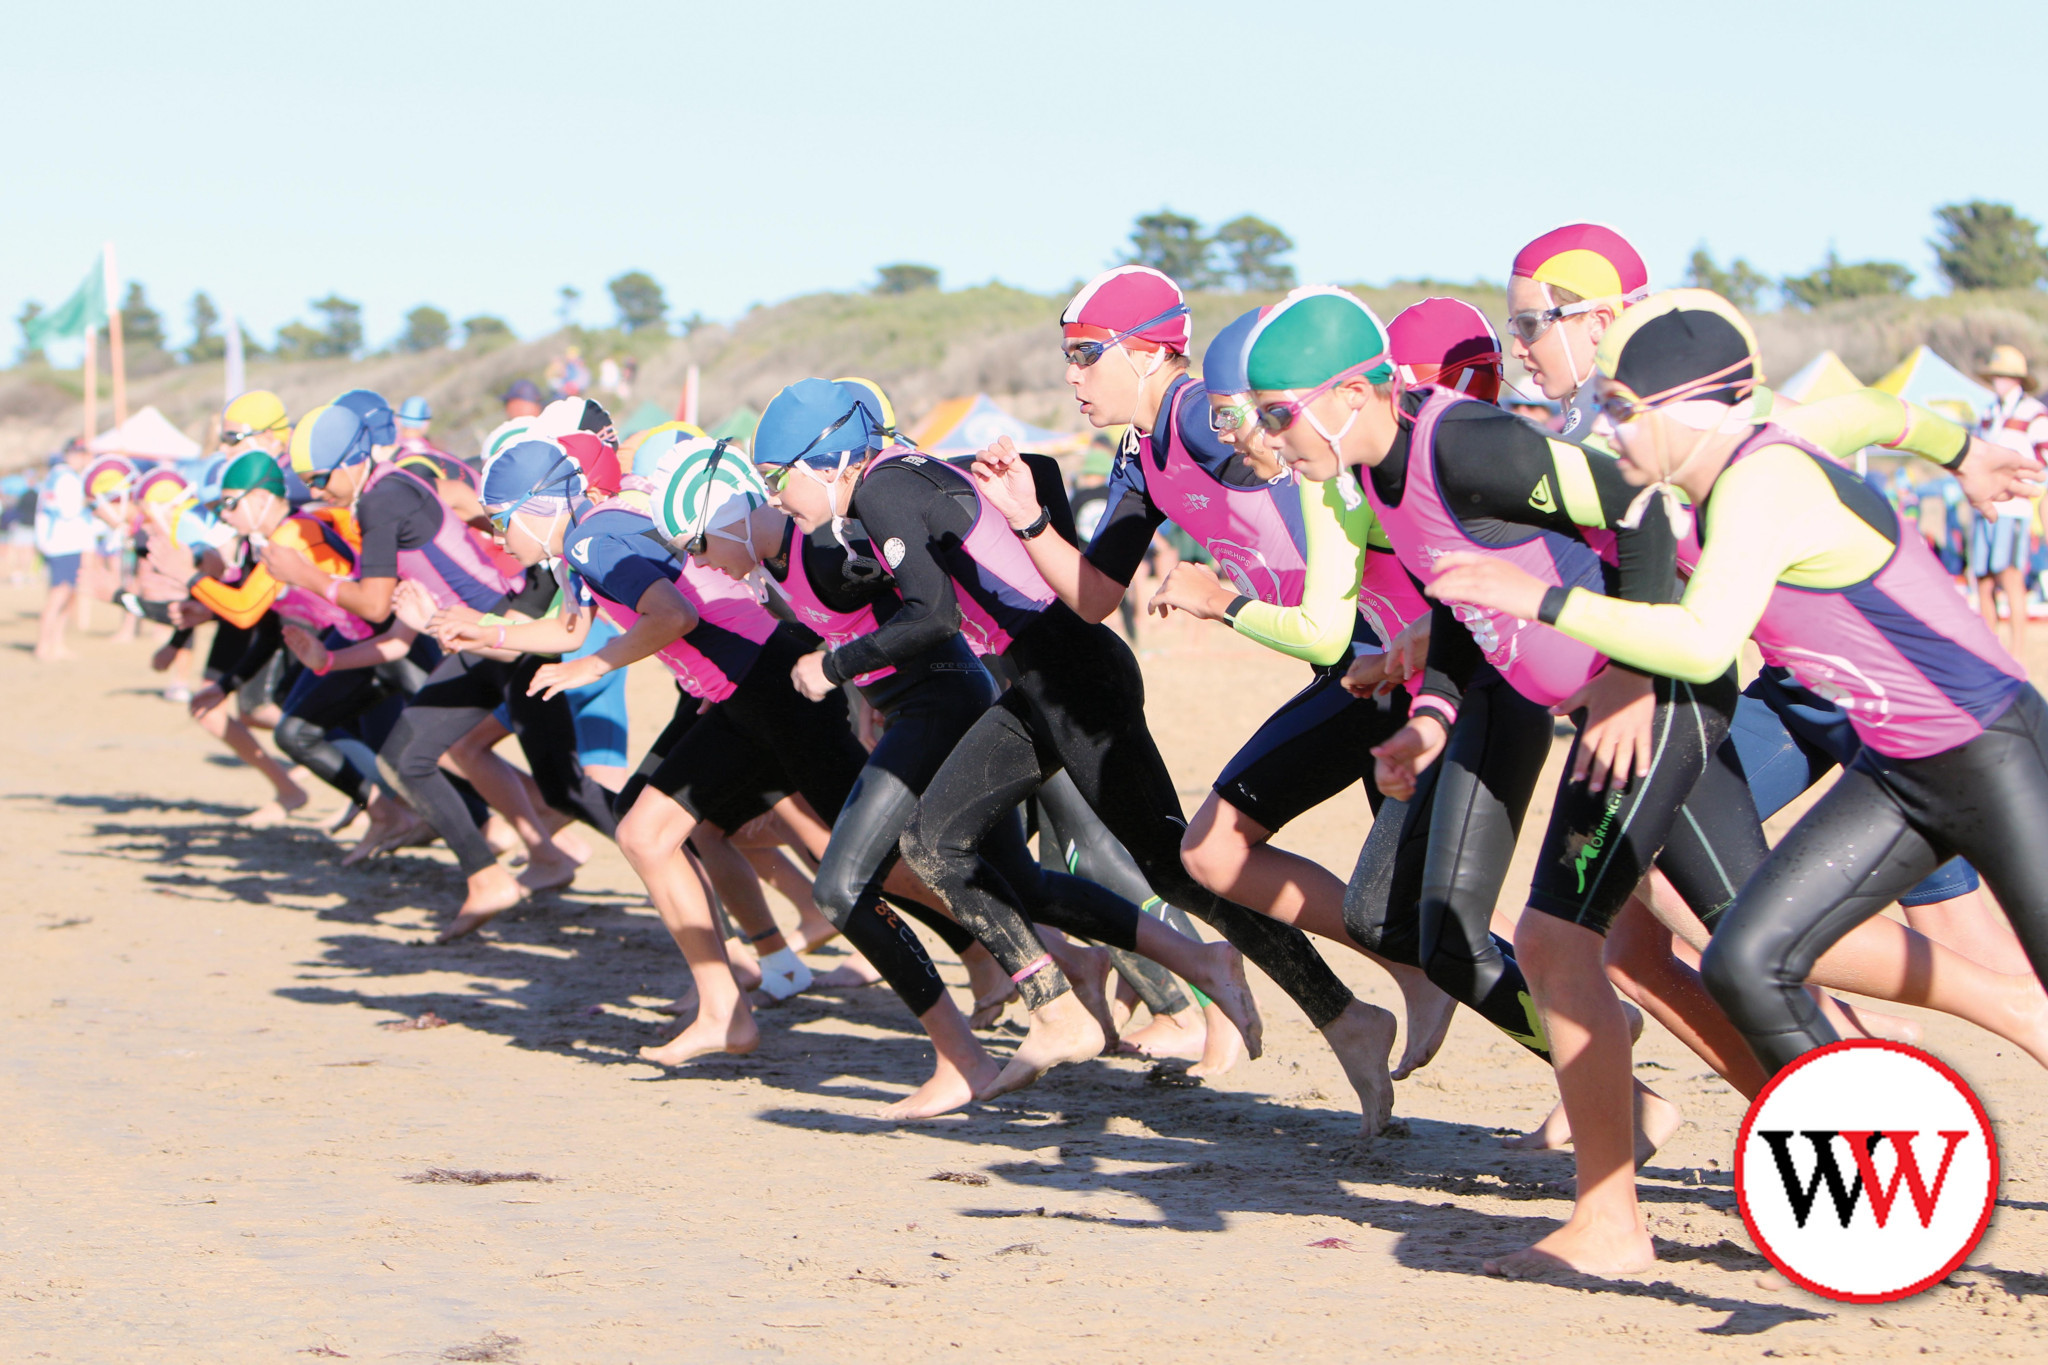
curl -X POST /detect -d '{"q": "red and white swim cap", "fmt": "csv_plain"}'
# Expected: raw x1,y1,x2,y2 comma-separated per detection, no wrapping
1389,297,1503,403
1061,266,1191,353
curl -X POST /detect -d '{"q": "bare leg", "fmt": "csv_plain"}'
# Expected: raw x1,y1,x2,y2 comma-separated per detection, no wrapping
1181,794,1453,1078
1903,888,2033,977
1488,913,1657,1278
619,786,759,1066
34,582,76,660
442,717,579,890
1805,913,2048,1067
2001,564,2028,656
191,693,308,819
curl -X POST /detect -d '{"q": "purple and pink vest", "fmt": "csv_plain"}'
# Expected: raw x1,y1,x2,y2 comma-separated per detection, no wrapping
1156,396,1308,606
358,463,522,613
1369,387,1611,707
580,508,779,704
1728,425,2026,759
865,450,1057,656
772,531,894,688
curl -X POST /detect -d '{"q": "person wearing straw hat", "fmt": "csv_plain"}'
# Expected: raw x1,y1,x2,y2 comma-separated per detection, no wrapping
1972,345,2048,655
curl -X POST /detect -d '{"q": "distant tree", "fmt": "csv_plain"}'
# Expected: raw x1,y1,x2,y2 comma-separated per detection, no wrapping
1124,209,1217,290
874,263,940,295
1780,250,1915,309
1214,215,1297,291
273,321,325,361
16,301,45,365
1685,247,1772,311
677,311,708,336
184,291,224,363
461,314,515,348
558,285,581,327
120,282,165,351
309,294,363,357
1931,201,2048,292
608,271,667,332
397,305,451,353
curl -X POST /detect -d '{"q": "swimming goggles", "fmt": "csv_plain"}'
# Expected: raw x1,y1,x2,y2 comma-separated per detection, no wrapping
1254,357,1386,434
1061,304,1191,368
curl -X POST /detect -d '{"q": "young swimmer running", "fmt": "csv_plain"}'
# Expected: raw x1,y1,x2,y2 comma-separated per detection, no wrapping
459,436,1006,1117
1143,300,1477,1078
1429,289,2048,1075
758,357,1373,1120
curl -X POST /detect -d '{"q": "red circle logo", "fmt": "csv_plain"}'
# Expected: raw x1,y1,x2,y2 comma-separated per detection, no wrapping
1735,1040,1998,1302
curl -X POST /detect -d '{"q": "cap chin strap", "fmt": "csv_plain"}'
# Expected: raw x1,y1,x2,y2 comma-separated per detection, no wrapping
1302,390,1361,464
1121,340,1168,458
1543,284,1596,398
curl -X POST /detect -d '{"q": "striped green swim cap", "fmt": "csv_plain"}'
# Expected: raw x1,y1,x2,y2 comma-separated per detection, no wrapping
1245,287,1394,392
652,437,769,547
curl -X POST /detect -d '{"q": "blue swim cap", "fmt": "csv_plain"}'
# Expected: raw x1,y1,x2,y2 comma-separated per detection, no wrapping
1202,308,1265,398
398,396,431,426
331,389,396,448
754,377,882,467
481,437,582,511
299,405,375,473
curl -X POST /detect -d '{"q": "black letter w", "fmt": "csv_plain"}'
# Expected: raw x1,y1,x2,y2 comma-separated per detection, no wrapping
1758,1131,1869,1228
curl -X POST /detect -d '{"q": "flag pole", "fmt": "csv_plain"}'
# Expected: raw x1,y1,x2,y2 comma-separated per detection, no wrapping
82,325,98,448
104,243,127,431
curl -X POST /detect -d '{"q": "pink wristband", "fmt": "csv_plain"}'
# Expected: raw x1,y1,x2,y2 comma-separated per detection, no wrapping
1410,696,1458,731
496,626,507,649
1010,954,1055,985
324,577,342,604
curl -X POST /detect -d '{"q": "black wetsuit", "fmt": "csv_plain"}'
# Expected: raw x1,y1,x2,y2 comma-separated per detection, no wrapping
1346,395,1758,1053
835,452,1355,1024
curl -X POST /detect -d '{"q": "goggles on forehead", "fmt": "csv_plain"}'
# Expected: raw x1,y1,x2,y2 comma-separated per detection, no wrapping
1254,356,1388,434
1062,303,1191,368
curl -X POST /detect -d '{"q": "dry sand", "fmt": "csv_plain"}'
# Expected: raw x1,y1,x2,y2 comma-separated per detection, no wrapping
3,582,2044,1362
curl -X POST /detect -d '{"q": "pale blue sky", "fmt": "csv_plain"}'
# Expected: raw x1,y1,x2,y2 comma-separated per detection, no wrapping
6,0,2040,356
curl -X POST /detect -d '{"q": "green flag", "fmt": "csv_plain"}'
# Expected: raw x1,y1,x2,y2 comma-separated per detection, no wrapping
24,253,108,348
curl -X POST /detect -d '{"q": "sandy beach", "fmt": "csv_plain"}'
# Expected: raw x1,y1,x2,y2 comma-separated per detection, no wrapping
4,581,2044,1363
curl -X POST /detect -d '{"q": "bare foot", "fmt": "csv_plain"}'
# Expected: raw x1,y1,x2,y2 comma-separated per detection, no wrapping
1485,1219,1656,1279
1187,1001,1247,1078
728,945,763,992
963,947,1017,1028
975,989,1105,1100
792,919,840,953
638,1010,760,1066
1390,973,1458,1080
435,871,528,943
1320,999,1399,1138
811,957,884,989
1185,944,1264,1062
326,802,365,838
482,814,522,860
1119,1007,1206,1061
341,805,432,866
239,784,309,829
517,853,578,894
551,826,594,867
1505,1080,1683,1166
879,1048,1003,1121
1056,943,1118,1057
1634,1085,1685,1166
1993,973,2048,1070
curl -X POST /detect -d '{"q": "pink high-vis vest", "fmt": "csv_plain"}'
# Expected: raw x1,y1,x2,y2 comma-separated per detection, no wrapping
358,463,522,612
1156,395,1308,606
1367,387,1610,707
771,531,894,687
578,508,780,704
1728,424,2026,759
865,449,1057,656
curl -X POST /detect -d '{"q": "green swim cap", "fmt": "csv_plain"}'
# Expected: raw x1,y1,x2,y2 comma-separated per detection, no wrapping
1245,287,1394,392
220,450,287,498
